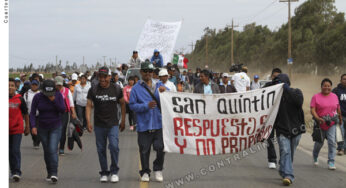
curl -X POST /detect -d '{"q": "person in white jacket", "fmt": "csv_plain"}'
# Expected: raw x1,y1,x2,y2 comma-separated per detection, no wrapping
157,69,177,92
24,80,41,149
128,50,142,68
73,75,91,130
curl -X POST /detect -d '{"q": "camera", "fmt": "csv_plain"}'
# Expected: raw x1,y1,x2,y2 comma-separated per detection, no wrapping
229,64,243,73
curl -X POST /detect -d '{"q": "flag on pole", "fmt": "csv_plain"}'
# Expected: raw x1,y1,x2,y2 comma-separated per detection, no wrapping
173,54,189,68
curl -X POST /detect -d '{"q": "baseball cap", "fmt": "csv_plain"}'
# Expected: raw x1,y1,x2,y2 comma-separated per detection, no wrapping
98,66,111,76
15,77,20,81
39,74,44,79
133,50,138,54
222,73,229,78
254,75,259,79
79,73,84,77
61,72,66,75
141,61,154,70
72,73,78,80
167,66,175,71
116,64,122,68
42,80,56,97
55,76,64,86
31,80,40,86
159,69,169,77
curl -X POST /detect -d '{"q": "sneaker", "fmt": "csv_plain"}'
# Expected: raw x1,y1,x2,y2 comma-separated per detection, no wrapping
100,175,108,183
337,150,344,156
140,173,150,182
328,162,336,170
313,157,318,166
154,171,163,182
33,143,40,149
51,176,58,183
12,174,21,182
282,178,292,186
46,175,51,182
110,174,119,183
59,149,64,156
268,162,276,169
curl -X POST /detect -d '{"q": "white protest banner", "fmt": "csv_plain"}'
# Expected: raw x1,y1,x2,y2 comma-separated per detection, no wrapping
136,19,182,66
159,84,283,155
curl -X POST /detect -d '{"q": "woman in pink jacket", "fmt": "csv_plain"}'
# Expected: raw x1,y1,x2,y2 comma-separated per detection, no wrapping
123,76,136,131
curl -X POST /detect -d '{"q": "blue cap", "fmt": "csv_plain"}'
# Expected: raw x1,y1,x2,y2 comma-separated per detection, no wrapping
61,72,66,75
15,77,20,81
254,75,259,79
31,80,40,85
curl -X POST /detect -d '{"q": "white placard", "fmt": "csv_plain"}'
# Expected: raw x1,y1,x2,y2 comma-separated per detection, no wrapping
136,19,182,66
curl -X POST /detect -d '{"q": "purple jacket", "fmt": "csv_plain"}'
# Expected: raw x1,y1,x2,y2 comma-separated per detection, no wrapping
30,92,66,129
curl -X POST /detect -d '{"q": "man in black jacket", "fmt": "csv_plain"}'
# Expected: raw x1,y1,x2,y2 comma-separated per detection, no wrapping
219,73,237,93
274,74,306,186
193,69,220,94
265,68,282,169
332,74,346,155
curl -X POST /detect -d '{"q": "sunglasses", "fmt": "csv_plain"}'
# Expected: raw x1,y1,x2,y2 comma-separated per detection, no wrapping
142,69,153,73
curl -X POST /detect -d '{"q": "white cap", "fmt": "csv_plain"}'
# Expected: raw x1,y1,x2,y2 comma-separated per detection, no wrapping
72,73,78,80
159,69,169,76
116,64,122,68
222,73,229,77
88,76,92,80
39,73,44,79
79,73,84,77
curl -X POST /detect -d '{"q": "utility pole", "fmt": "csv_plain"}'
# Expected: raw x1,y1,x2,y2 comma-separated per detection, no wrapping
102,56,106,64
189,41,194,52
280,0,297,79
83,56,85,65
231,19,239,66
205,35,208,67
189,41,194,65
55,55,58,72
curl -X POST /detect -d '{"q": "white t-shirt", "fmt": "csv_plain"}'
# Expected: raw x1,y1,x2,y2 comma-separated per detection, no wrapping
232,72,250,92
250,81,261,90
163,80,177,92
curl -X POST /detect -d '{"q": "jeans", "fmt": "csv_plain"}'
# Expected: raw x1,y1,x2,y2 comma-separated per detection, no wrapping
59,111,70,150
267,130,277,163
337,116,346,151
30,116,40,146
94,126,120,176
138,129,165,176
277,134,301,182
9,134,22,176
75,105,86,128
38,126,62,176
127,104,137,126
313,125,336,163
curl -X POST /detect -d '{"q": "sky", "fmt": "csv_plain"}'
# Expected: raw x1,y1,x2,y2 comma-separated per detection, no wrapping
9,0,346,69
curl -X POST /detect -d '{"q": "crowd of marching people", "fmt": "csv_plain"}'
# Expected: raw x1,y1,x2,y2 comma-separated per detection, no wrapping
9,50,346,186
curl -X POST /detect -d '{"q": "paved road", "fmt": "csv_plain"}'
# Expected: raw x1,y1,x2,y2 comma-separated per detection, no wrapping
9,126,346,188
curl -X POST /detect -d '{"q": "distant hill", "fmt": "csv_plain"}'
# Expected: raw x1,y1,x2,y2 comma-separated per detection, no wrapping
186,0,346,75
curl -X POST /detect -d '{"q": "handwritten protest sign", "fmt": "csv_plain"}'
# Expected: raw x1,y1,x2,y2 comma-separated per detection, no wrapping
136,19,182,66
159,84,283,155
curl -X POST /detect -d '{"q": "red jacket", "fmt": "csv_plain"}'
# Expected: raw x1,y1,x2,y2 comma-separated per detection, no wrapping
9,94,24,135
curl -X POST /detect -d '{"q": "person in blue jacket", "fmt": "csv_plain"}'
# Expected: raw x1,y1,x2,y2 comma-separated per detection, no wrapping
129,61,165,183
150,49,163,68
